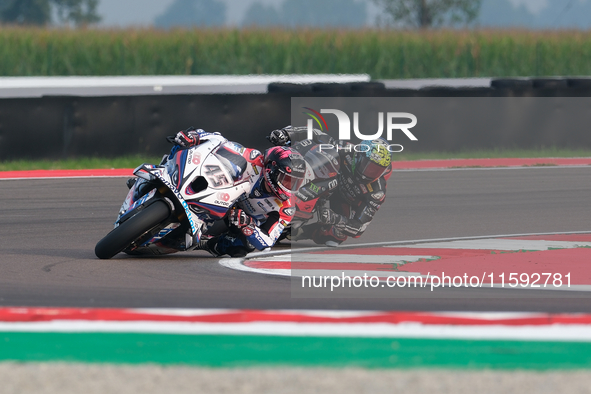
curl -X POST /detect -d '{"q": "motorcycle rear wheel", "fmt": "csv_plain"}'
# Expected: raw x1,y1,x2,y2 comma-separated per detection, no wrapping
95,200,171,259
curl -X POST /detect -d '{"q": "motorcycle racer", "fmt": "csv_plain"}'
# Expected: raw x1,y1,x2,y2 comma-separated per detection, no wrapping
272,127,340,242
268,126,392,246
173,127,306,257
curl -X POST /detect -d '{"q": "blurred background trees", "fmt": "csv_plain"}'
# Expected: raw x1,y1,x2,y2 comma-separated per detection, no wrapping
372,0,481,28
154,0,226,28
242,0,367,28
90,0,590,30
0,0,576,30
1,0,588,30
0,0,100,26
1,0,590,78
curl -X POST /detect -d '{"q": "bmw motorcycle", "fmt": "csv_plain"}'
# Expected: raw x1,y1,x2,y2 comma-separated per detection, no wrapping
95,134,255,259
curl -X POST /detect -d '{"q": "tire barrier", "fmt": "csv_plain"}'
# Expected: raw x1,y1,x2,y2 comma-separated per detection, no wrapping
267,83,314,94
567,78,591,88
491,78,534,89
350,81,386,92
2,78,591,160
492,77,572,90
0,94,292,160
531,78,568,89
311,83,353,93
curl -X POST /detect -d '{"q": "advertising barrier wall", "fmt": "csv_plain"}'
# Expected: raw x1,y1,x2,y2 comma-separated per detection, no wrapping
1,81,591,160
0,94,291,160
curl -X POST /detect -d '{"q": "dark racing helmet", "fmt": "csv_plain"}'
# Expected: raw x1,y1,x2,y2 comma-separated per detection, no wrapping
263,146,306,201
353,139,392,182
302,144,340,180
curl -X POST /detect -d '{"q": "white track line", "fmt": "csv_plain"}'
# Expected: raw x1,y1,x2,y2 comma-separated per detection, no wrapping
0,175,130,181
231,230,591,260
251,254,434,264
219,231,591,293
392,165,591,172
396,239,591,250
2,320,591,341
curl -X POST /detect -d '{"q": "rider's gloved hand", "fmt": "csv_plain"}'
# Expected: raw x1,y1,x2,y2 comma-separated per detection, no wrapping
229,209,252,228
267,128,290,146
318,208,341,225
174,128,201,148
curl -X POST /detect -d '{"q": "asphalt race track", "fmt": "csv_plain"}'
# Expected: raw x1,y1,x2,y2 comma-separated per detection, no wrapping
1,166,590,312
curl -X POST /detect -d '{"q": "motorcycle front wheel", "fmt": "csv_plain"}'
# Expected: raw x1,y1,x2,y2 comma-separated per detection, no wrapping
95,200,171,259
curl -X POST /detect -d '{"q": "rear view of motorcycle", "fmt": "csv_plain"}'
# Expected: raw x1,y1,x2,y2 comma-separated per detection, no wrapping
95,133,259,259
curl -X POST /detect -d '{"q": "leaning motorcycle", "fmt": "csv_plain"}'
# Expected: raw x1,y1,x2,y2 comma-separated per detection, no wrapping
95,134,255,259
280,140,340,241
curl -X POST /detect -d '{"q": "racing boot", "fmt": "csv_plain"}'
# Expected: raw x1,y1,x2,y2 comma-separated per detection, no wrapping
300,224,345,246
195,234,253,258
193,239,221,257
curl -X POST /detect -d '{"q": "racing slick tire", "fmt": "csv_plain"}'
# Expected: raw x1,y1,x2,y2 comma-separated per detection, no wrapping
95,200,171,259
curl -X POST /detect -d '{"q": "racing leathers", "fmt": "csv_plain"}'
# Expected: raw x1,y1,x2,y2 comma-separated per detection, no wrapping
270,126,391,246
172,128,295,257
207,174,294,257
311,141,391,245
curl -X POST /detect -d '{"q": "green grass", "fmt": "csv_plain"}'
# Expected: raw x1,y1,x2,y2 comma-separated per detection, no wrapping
2,27,591,78
1,149,589,171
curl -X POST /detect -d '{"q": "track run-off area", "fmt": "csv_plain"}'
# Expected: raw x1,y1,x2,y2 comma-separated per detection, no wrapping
1,157,591,369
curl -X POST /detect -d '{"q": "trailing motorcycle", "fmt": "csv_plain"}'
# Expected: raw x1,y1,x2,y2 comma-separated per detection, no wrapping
95,133,257,259
280,139,340,241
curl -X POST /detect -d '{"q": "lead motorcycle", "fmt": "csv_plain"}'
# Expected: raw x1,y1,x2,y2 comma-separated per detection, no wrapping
95,133,257,259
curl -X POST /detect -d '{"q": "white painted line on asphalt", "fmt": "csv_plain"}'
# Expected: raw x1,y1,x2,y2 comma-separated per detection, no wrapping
293,270,424,278
330,230,591,251
3,320,591,341
394,239,591,251
0,175,130,181
238,230,591,259
250,254,434,264
219,231,591,292
220,258,291,277
391,165,591,172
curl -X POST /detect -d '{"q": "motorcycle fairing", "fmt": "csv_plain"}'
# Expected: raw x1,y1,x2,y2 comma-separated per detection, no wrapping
116,186,157,227
136,164,203,238
112,134,263,255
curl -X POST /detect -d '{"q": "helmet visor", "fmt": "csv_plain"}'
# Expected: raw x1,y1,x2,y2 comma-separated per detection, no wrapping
276,170,304,192
356,157,387,181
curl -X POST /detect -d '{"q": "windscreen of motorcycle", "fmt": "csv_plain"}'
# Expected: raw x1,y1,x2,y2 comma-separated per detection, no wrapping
214,145,248,182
